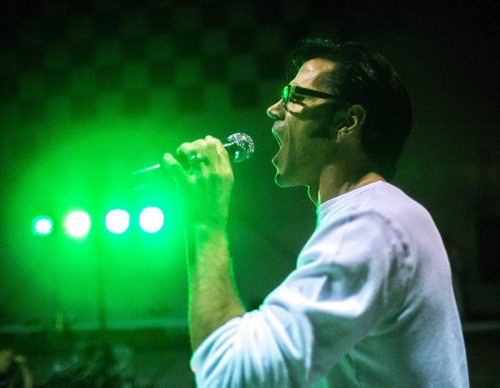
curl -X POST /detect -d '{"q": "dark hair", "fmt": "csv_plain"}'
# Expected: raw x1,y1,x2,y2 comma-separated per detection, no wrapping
290,38,413,181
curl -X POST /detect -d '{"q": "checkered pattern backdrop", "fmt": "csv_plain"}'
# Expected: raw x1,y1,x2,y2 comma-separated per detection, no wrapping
0,0,347,328
0,0,341,140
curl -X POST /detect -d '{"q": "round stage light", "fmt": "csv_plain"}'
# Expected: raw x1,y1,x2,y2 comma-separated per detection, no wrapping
105,209,130,234
139,206,164,233
32,216,54,236
65,210,91,238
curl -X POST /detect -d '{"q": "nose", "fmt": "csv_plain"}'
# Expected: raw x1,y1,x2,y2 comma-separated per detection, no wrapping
266,99,284,120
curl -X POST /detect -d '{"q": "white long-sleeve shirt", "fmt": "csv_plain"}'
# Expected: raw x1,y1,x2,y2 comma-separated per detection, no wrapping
191,182,469,387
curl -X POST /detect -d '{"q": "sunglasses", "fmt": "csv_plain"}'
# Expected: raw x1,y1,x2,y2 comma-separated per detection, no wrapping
281,84,339,108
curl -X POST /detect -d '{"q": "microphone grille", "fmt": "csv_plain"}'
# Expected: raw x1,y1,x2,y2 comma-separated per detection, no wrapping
226,132,255,162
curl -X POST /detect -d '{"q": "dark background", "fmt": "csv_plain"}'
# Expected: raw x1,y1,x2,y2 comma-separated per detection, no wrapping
1,0,499,386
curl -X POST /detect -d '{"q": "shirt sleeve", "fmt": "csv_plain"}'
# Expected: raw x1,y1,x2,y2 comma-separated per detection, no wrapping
190,211,414,387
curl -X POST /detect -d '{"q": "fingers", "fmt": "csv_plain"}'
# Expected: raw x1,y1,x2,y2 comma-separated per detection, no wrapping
170,136,229,171
206,135,232,171
177,136,227,162
161,136,233,228
187,153,208,164
162,152,189,183
161,135,231,181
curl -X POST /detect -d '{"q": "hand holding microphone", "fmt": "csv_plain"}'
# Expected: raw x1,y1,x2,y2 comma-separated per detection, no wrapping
130,132,254,190
161,133,254,228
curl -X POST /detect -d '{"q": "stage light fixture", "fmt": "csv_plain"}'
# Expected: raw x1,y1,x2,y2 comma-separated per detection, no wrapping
139,206,164,233
65,210,91,238
105,209,130,234
32,216,54,236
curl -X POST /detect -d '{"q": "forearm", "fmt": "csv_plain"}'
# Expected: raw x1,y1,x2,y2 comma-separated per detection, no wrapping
188,225,245,350
160,136,243,350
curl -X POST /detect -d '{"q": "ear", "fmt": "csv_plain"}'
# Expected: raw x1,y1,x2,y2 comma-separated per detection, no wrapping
335,104,366,142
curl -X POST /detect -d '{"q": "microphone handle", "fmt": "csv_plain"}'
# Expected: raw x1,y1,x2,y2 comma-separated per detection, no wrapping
131,142,237,174
131,163,162,176
129,143,234,190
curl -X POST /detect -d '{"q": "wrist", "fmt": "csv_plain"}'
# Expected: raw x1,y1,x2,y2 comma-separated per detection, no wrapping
184,223,229,268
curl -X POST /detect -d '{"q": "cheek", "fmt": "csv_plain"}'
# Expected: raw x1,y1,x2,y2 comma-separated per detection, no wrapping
308,116,335,139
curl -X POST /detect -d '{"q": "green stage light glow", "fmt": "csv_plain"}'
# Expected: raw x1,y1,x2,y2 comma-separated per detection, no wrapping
65,210,91,238
105,209,130,234
139,206,164,233
32,216,54,236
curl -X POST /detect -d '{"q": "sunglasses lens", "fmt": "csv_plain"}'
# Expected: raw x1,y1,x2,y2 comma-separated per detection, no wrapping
281,86,290,102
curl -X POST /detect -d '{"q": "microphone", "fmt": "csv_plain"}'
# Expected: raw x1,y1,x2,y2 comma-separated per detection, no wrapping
129,132,254,190
222,132,255,162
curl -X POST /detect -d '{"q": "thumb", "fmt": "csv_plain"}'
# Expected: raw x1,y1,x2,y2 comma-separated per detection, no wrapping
162,153,189,184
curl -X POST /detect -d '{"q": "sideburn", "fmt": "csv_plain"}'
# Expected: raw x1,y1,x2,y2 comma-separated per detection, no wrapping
309,107,345,140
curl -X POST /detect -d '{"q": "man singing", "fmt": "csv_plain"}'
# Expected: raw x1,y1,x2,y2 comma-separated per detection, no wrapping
162,38,469,387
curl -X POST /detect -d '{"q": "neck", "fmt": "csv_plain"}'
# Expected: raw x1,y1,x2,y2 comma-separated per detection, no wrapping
309,167,385,206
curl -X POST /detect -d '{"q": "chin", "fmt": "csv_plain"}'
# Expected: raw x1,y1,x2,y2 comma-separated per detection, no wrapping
274,170,301,188
274,175,289,188
274,170,288,187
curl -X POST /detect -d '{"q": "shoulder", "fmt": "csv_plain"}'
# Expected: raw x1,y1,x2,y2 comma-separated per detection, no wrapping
301,183,421,269
319,181,433,241
300,207,408,269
